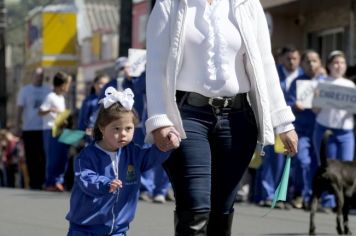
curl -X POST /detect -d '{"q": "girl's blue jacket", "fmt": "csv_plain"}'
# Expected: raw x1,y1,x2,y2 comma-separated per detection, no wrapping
66,142,170,235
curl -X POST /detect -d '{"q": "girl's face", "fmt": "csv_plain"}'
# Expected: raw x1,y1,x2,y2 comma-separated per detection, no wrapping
58,77,72,94
99,113,135,151
328,56,347,78
94,77,110,95
302,52,321,77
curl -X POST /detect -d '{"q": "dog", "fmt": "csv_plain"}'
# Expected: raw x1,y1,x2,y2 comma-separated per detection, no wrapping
309,130,356,235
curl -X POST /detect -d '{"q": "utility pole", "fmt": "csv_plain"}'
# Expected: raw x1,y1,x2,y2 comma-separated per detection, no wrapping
118,0,132,57
0,0,6,128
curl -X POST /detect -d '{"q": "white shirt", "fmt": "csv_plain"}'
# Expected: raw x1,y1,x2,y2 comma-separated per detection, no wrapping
95,143,120,179
17,84,51,131
145,0,295,145
283,67,299,92
40,92,66,130
316,77,355,130
176,0,250,97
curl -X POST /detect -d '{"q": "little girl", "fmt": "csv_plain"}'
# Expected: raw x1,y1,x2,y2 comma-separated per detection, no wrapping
66,87,180,236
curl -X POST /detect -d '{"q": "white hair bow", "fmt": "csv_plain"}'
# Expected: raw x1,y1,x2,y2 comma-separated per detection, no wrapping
99,86,135,110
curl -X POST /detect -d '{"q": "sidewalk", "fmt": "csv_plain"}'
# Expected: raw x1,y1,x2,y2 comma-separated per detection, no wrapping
0,188,355,235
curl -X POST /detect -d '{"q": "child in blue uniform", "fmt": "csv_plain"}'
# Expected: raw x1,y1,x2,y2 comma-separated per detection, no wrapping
66,87,180,236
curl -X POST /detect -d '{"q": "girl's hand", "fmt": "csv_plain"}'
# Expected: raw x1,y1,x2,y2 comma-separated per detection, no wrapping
167,128,181,149
153,126,181,152
294,101,304,111
109,179,123,193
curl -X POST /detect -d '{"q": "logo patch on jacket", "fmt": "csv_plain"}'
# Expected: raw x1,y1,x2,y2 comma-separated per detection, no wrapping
125,164,137,184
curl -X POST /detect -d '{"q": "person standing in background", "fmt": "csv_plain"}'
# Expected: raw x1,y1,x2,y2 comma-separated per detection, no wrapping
77,74,110,144
286,50,326,209
312,50,355,209
255,45,303,209
277,45,303,95
16,67,50,190
39,71,72,192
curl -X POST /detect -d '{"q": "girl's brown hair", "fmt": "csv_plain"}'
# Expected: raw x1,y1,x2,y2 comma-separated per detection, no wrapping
93,103,139,141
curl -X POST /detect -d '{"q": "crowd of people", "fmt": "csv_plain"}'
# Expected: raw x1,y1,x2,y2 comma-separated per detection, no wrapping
0,0,355,234
241,47,356,213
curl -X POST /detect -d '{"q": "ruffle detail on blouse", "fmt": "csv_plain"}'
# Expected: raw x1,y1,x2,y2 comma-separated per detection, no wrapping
203,0,230,82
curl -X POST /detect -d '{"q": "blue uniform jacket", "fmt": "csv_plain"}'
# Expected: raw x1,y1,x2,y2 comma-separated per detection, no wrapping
77,93,100,130
286,74,325,135
277,64,304,98
66,142,170,235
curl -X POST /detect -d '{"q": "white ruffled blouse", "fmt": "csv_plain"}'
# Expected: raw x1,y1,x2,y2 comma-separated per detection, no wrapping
176,0,251,97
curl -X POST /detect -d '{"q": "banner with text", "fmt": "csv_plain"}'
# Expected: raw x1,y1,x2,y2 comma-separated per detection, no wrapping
297,80,356,113
312,82,356,113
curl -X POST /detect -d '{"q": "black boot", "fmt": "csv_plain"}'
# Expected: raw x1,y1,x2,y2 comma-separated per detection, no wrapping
207,212,234,236
174,211,210,236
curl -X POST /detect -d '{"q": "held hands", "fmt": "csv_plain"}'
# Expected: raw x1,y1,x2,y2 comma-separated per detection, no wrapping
294,101,305,111
109,179,123,193
152,126,181,152
279,129,298,156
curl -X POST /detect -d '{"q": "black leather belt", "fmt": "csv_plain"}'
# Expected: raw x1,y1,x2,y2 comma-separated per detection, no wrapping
176,91,248,110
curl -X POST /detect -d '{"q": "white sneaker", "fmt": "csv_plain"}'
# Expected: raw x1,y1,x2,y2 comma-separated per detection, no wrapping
153,194,166,204
139,192,152,202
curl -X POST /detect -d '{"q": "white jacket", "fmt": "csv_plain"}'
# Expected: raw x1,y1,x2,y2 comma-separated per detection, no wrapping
145,0,295,146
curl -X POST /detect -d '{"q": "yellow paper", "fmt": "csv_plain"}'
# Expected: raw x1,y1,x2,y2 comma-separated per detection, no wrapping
52,110,71,137
274,135,285,154
249,150,262,169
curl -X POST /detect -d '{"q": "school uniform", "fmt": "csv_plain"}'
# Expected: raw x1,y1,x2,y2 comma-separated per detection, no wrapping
312,77,355,208
66,142,170,235
286,74,325,204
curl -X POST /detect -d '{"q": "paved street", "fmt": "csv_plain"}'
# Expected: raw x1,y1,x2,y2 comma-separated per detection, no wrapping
0,187,355,236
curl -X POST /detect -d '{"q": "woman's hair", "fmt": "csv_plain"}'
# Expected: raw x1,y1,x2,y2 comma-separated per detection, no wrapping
53,71,70,87
326,50,346,66
93,103,139,140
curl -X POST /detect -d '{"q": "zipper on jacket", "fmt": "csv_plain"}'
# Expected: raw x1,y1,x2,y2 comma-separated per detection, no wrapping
108,189,120,234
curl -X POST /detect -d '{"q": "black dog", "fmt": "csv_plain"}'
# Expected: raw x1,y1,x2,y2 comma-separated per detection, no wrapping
309,130,356,235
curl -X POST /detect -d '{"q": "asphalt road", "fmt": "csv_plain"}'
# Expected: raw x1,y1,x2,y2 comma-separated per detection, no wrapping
0,188,355,236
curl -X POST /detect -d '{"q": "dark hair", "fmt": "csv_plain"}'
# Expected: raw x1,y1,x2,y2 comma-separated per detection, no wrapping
93,103,139,141
53,71,70,87
300,49,319,62
90,74,110,94
280,44,299,55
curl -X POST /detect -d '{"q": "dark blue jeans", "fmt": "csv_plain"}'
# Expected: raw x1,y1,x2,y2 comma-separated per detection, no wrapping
164,99,258,214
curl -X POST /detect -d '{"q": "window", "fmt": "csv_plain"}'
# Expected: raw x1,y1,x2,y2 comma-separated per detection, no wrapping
308,28,344,63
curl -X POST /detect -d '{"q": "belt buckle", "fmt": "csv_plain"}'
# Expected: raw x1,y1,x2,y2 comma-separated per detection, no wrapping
208,97,232,108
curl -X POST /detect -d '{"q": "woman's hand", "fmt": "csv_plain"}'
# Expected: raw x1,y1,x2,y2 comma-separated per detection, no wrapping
279,129,298,156
152,126,181,152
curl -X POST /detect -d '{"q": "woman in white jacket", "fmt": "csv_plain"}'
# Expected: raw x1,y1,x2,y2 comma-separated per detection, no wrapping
145,0,298,235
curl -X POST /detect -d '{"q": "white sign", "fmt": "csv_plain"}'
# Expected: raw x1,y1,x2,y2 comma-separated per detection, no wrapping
296,80,318,108
128,48,146,77
313,82,356,113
